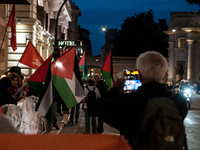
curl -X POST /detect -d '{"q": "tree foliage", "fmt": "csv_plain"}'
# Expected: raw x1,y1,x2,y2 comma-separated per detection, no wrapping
186,0,200,7
113,9,169,57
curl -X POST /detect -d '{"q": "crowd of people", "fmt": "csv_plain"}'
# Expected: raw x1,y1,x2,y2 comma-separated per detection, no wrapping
0,66,61,132
0,51,188,149
0,66,25,107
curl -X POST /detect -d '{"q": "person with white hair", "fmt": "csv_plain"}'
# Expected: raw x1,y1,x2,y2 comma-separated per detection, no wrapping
96,51,188,148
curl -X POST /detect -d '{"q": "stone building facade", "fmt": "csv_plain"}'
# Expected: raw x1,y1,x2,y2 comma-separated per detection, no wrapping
0,0,80,77
0,4,6,76
164,11,200,85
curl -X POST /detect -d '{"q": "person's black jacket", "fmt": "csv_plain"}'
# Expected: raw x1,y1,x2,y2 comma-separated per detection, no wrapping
96,80,107,98
0,77,17,107
96,81,188,146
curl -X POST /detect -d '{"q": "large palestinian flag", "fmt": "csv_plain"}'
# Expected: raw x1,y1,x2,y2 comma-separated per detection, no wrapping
79,50,88,80
51,47,85,109
101,49,114,89
27,55,53,117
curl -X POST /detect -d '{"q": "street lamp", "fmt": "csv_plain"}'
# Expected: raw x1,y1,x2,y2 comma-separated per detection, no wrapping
172,29,176,32
102,25,106,32
53,0,68,58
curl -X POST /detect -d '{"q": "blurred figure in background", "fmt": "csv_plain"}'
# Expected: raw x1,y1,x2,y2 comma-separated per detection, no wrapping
93,74,107,133
7,73,24,101
5,66,24,82
0,77,17,107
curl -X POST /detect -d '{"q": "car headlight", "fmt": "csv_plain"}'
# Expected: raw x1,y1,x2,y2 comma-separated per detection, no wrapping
184,88,191,93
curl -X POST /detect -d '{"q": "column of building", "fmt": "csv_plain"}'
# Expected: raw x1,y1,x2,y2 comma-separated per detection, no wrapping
168,42,176,85
187,39,194,84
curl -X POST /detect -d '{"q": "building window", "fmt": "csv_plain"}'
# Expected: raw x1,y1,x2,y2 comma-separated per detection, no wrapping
178,38,185,48
46,13,48,31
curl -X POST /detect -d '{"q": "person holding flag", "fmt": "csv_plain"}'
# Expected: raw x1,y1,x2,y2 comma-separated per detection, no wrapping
94,74,107,133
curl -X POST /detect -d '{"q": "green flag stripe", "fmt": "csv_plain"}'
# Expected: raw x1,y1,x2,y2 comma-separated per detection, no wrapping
52,74,78,109
79,65,84,71
101,70,112,89
3,107,8,115
27,81,44,97
79,65,88,80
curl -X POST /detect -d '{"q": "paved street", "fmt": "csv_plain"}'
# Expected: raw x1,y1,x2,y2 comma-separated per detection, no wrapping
185,110,200,150
184,94,200,150
46,108,120,135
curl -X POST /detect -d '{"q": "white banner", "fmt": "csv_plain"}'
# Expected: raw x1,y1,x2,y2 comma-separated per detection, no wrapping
0,96,41,134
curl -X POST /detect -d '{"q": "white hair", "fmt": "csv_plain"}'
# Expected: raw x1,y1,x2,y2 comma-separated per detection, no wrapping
136,51,168,83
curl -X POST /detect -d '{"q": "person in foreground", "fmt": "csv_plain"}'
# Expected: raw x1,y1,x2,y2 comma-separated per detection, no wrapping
96,51,188,149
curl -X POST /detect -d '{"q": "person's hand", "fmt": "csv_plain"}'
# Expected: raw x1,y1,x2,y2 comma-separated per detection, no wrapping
12,95,16,99
81,105,84,110
113,78,125,94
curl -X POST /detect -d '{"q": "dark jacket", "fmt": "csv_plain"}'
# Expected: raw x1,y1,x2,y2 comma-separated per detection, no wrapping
0,77,17,107
96,80,107,98
96,81,188,146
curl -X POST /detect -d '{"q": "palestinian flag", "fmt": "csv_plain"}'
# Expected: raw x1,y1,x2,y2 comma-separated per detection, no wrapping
28,55,53,118
79,50,88,80
101,49,114,89
51,46,85,109
27,55,52,97
0,107,8,115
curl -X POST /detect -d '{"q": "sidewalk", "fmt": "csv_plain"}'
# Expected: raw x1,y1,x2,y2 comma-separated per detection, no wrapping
42,112,70,134
44,108,120,135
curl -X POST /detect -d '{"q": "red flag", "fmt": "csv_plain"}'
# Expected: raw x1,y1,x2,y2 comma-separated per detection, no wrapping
7,4,17,51
19,41,44,69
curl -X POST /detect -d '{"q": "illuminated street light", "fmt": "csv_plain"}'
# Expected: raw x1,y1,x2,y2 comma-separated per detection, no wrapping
102,25,106,31
172,29,176,32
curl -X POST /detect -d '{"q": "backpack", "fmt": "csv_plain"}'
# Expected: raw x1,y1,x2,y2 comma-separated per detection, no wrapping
133,96,187,150
86,87,97,116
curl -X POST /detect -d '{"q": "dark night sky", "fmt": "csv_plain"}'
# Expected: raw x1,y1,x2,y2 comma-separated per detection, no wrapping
73,0,199,56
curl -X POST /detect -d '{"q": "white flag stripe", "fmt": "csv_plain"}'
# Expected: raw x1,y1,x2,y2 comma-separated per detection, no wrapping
37,80,53,116
65,73,85,103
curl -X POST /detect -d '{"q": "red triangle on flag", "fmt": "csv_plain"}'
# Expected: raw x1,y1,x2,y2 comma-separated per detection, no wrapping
79,50,86,66
28,55,52,82
102,49,113,73
19,41,44,69
51,47,75,80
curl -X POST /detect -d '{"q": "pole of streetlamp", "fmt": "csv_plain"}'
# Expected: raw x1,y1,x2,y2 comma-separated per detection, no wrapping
54,0,67,53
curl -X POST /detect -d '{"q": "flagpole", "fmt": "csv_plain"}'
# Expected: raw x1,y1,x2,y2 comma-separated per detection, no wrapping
54,0,68,53
0,26,8,52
